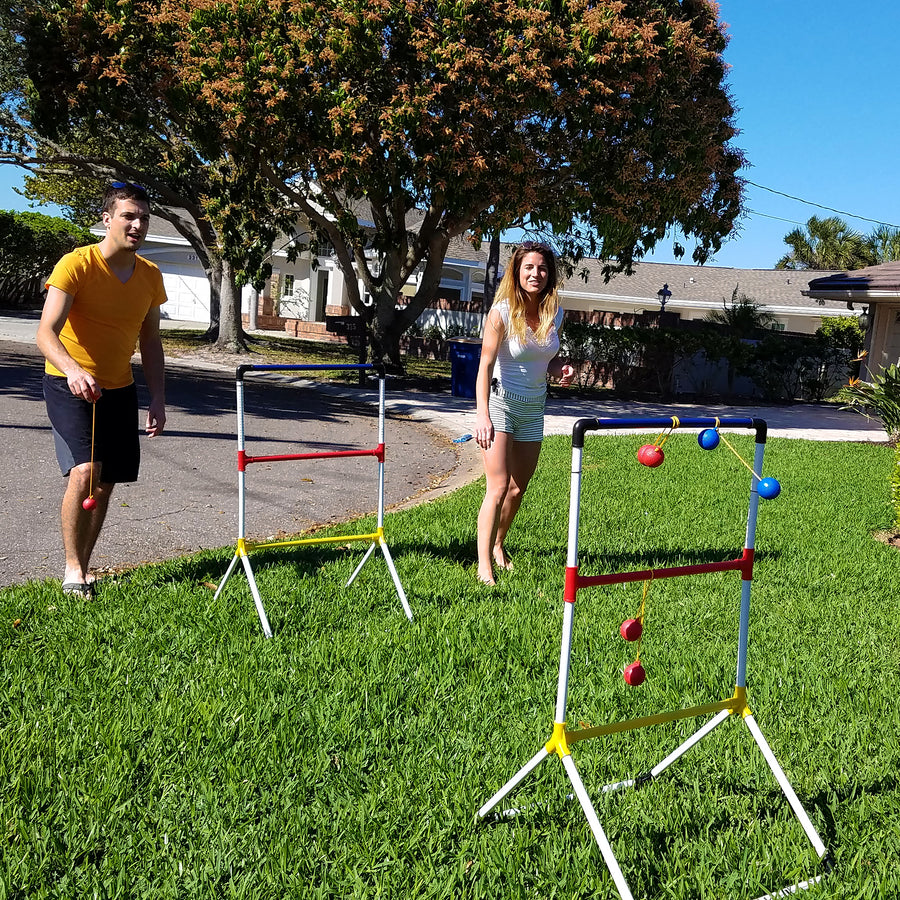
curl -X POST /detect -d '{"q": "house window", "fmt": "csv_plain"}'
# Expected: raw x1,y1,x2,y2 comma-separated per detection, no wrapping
769,322,786,332
282,274,295,297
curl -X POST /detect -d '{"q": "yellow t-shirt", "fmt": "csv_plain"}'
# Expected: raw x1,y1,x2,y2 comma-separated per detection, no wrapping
45,244,167,389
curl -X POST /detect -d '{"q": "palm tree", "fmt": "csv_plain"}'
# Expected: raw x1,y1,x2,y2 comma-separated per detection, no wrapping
867,225,900,263
776,215,877,271
705,286,776,337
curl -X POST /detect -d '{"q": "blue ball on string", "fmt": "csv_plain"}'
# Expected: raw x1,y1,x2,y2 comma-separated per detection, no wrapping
698,428,720,450
757,476,781,500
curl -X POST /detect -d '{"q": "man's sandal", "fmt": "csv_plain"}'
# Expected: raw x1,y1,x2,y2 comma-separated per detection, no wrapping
62,581,95,598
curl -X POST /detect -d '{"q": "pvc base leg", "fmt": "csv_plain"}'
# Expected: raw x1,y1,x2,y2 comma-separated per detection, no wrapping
213,552,241,601
240,554,272,638
478,746,549,820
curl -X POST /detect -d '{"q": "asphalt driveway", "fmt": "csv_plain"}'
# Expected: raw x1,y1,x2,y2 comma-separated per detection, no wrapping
0,341,462,587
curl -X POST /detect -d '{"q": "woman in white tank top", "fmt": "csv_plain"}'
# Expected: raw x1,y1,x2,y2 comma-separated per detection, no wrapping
474,243,575,585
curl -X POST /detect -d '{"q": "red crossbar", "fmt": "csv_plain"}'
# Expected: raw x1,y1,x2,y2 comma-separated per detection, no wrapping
238,443,384,471
567,548,754,600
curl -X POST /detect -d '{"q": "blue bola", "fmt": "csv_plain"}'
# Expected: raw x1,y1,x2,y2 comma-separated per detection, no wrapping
757,477,781,500
698,428,720,450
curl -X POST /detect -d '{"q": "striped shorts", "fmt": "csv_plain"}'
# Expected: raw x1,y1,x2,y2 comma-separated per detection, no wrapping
489,384,546,442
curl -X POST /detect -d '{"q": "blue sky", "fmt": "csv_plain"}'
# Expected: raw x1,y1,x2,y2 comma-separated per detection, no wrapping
646,0,900,269
3,1,898,271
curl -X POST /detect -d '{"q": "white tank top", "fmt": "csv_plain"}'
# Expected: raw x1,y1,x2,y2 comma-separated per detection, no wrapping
491,299,564,399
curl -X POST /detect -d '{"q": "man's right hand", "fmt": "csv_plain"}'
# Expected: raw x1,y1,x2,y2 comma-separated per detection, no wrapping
66,368,102,403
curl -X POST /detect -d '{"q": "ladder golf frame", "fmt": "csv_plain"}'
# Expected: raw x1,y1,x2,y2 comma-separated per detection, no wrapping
214,364,412,637
477,416,832,900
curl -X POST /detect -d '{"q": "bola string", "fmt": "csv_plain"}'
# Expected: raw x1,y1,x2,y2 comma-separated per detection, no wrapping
634,578,650,663
715,429,765,481
88,402,96,501
652,415,681,450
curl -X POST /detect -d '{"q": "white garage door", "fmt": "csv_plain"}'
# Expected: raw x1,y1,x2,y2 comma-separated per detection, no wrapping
160,267,210,324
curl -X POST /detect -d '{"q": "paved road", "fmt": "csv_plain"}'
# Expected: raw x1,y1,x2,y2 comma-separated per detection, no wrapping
0,340,464,587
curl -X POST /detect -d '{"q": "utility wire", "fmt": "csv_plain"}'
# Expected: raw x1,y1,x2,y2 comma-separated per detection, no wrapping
745,208,807,227
744,180,900,229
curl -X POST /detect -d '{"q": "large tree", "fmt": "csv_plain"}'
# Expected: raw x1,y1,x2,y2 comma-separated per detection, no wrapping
776,215,877,271
0,6,294,351
26,0,744,365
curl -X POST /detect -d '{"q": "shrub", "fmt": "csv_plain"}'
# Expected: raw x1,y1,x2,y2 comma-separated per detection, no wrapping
560,320,854,401
838,364,900,530
838,363,900,442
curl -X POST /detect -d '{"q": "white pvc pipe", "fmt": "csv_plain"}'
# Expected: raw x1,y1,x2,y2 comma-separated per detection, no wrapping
650,709,732,778
562,754,635,900
241,553,272,639
736,579,752,689
236,378,247,542
347,542,377,587
567,445,583,568
377,374,386,527
743,714,828,858
478,746,550,819
213,552,240,601
753,874,824,900
554,603,575,725
554,442,584,722
379,538,413,620
744,440,765,551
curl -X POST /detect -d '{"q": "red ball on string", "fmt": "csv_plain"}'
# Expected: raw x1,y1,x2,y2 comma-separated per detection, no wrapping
620,618,643,641
82,496,97,511
637,444,664,467
623,661,646,686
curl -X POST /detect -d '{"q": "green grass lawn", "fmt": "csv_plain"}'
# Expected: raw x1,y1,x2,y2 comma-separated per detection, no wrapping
3,435,899,899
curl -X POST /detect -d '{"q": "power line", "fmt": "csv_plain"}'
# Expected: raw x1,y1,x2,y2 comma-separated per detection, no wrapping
744,208,806,227
744,180,900,229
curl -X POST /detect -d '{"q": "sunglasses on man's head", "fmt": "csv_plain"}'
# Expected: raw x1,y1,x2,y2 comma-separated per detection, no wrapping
111,181,146,191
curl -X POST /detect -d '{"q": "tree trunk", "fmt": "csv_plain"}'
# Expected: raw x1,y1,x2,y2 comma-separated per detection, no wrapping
247,286,259,331
215,258,248,352
369,298,404,369
482,233,501,331
200,257,222,342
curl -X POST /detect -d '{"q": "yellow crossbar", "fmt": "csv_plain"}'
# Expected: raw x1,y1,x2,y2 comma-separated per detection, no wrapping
566,695,744,745
247,529,382,551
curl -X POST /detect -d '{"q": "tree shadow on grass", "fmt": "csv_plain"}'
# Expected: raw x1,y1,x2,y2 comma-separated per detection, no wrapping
576,546,782,572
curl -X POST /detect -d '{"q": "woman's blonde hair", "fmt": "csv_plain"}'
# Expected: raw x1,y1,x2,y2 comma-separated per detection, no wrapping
493,243,561,344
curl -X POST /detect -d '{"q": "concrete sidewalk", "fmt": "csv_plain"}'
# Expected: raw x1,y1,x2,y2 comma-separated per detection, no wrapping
390,389,891,445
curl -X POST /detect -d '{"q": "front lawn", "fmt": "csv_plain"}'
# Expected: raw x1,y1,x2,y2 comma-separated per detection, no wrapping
2,435,898,899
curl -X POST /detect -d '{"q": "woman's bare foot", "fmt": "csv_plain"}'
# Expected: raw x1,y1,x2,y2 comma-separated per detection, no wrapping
477,564,496,586
492,545,514,571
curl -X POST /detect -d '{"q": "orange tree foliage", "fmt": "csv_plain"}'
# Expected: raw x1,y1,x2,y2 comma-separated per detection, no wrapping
29,0,744,363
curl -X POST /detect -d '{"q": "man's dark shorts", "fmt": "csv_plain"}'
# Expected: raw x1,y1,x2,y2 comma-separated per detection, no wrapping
43,375,140,483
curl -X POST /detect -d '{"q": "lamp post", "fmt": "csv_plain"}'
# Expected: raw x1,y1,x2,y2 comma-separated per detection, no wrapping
657,283,672,312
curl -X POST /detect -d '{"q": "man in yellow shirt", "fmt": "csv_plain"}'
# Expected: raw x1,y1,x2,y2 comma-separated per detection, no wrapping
36,182,168,596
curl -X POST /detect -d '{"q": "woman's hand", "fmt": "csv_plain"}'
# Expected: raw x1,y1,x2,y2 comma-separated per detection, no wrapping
475,412,495,450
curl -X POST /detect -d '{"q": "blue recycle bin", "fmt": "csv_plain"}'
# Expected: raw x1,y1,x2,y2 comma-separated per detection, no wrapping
448,338,482,398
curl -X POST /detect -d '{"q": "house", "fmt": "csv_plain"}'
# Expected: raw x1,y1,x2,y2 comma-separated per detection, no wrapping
557,258,849,334
804,262,900,377
123,216,855,336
